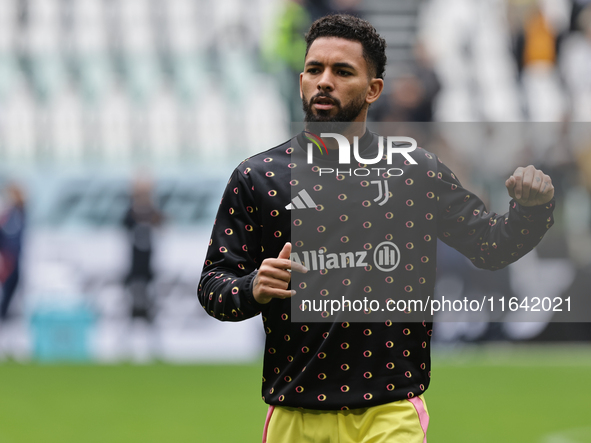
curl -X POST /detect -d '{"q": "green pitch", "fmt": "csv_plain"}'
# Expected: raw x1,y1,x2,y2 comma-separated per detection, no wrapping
0,345,590,443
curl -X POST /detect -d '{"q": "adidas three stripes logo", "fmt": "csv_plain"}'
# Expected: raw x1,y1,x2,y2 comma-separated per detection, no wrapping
285,190,318,210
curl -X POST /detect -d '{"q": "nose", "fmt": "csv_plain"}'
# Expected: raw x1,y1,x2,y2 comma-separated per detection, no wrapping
317,70,334,93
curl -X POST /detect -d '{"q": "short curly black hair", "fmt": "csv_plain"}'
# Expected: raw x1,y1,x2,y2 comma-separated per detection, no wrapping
305,14,387,80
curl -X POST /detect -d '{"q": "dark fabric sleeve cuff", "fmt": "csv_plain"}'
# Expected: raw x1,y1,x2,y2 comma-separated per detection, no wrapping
513,198,556,218
243,270,267,310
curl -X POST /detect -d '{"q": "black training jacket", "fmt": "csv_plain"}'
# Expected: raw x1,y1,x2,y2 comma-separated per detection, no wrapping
198,131,555,410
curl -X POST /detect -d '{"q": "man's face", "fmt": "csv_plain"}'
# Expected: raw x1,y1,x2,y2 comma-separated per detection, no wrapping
300,37,383,123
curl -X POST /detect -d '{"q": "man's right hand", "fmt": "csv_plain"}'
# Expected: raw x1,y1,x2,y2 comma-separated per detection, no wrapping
252,242,308,304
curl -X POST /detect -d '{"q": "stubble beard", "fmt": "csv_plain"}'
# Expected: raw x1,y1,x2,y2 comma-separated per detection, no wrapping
302,92,367,133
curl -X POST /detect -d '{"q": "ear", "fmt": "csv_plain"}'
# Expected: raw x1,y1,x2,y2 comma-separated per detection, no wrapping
366,78,384,104
299,72,304,99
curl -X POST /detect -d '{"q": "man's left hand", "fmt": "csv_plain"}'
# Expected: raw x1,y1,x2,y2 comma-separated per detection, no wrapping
505,165,554,207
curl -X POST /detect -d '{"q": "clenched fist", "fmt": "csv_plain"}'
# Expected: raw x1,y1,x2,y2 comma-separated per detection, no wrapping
505,165,554,207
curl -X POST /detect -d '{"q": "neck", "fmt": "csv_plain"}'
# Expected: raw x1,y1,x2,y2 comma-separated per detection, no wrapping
305,120,367,150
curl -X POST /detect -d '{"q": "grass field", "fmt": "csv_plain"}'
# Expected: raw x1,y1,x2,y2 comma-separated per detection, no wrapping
1,345,590,443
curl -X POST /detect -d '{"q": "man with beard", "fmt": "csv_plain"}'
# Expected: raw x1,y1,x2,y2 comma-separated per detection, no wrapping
198,14,555,442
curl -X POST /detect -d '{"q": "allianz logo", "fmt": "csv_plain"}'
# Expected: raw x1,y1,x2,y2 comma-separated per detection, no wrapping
290,241,400,273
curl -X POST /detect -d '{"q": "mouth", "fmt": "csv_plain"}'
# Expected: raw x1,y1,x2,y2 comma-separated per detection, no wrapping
312,96,337,111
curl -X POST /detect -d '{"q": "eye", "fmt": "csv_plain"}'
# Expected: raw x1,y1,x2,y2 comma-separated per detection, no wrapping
307,68,320,74
338,70,352,76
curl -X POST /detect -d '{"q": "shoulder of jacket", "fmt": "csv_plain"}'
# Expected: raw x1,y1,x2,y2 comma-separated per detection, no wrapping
236,138,294,173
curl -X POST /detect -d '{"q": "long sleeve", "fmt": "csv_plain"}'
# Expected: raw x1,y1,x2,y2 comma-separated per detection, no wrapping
198,167,267,321
435,158,555,270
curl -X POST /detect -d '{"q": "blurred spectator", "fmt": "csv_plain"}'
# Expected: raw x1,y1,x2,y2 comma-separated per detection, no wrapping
261,0,311,122
123,177,163,324
0,183,26,322
371,42,441,122
569,0,591,31
373,73,437,122
512,4,559,74
509,1,568,121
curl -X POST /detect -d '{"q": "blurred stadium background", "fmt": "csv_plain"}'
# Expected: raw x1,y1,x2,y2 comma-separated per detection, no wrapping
0,0,590,441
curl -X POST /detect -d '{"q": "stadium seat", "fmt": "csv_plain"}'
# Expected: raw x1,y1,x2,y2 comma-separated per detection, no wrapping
98,85,133,162
147,86,181,161
0,84,37,162
0,55,19,102
50,87,85,162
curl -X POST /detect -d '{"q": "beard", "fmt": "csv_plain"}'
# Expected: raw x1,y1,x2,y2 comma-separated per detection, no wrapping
302,91,367,130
